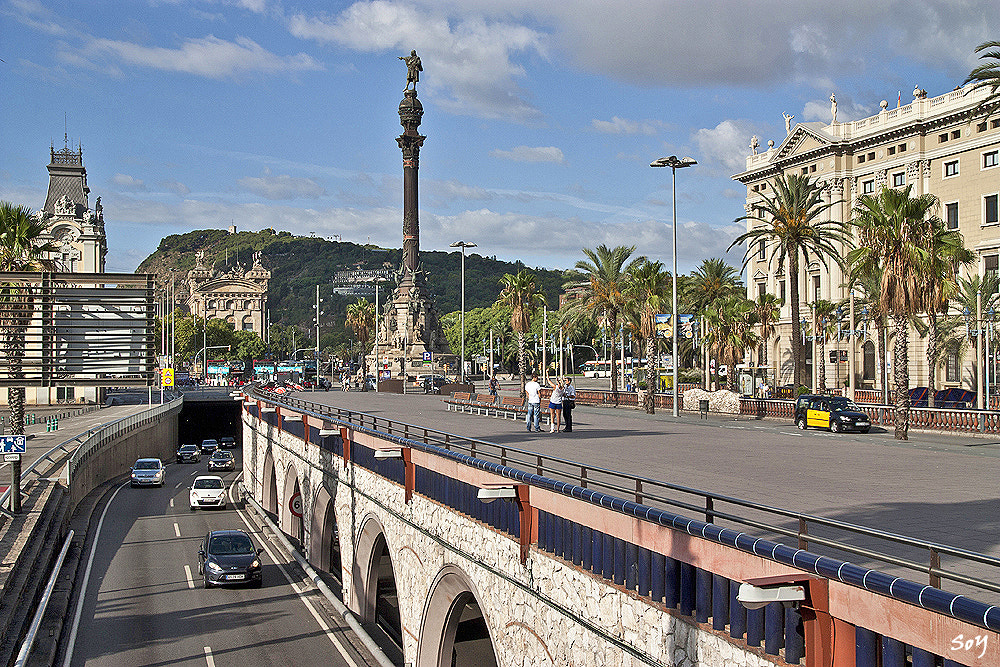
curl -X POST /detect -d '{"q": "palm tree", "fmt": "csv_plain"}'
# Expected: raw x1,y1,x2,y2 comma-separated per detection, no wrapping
848,268,892,402
705,295,759,392
920,223,974,406
0,201,57,439
624,259,671,414
751,292,781,382
952,274,1000,402
812,299,839,392
496,270,545,395
570,245,644,402
730,174,850,389
345,298,375,388
963,41,1000,121
684,258,742,313
847,185,939,440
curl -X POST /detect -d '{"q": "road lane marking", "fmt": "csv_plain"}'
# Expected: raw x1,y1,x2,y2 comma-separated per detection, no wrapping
174,522,181,537
170,498,174,508
204,646,216,667
184,565,195,589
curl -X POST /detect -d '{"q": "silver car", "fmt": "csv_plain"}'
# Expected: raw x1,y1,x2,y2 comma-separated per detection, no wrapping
130,458,165,487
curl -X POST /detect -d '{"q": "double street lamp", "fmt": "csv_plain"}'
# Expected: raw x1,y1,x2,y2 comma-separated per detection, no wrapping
450,240,477,383
651,156,697,417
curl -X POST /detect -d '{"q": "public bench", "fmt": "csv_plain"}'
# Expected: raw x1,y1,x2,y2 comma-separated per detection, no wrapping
444,392,550,425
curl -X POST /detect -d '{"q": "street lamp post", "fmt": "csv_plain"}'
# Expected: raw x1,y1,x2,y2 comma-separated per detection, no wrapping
651,156,697,417
450,240,477,384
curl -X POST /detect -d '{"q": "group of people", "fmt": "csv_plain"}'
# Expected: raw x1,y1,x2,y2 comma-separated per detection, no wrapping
523,374,576,433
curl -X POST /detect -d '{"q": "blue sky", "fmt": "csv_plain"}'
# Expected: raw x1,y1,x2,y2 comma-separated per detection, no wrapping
1,0,993,275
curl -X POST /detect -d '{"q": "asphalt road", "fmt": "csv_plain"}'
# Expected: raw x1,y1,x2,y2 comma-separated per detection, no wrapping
64,446,377,667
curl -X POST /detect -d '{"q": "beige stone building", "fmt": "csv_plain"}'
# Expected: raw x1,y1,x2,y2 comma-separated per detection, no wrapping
733,83,1000,397
186,249,270,336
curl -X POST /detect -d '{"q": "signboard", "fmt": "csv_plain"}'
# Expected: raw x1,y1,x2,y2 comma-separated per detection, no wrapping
378,370,391,380
207,360,230,375
0,435,26,454
422,351,432,362
4,453,20,462
161,368,174,387
655,314,696,338
289,492,303,518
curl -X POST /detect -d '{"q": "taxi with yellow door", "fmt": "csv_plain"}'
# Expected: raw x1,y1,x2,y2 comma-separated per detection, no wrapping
794,394,871,433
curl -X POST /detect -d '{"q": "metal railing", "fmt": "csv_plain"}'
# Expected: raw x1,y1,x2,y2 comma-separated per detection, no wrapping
250,387,1000,601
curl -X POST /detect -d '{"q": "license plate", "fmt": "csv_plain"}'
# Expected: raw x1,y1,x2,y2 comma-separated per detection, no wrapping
225,574,245,580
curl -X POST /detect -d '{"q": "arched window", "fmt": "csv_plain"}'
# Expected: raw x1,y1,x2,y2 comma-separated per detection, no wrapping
863,341,876,381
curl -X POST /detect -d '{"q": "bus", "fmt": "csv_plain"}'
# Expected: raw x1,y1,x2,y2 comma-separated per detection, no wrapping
581,360,612,377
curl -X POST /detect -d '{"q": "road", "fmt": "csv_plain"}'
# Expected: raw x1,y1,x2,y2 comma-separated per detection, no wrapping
65,446,378,667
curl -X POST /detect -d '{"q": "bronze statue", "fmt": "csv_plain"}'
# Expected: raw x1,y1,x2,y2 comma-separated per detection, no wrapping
399,50,422,90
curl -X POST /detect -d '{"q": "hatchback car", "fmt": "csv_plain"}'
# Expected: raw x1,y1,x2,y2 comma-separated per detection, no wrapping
794,394,871,433
208,449,236,472
176,444,201,463
189,475,226,510
219,436,236,449
197,529,263,588
200,438,219,454
130,458,164,487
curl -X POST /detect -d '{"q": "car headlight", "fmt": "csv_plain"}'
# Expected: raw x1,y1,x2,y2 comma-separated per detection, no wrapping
206,561,224,573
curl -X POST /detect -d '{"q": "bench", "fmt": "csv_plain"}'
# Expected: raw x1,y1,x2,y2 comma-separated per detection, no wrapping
443,392,550,425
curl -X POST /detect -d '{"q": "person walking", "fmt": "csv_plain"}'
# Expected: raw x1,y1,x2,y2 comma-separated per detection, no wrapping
524,374,542,432
548,376,563,433
562,377,576,432
489,374,500,399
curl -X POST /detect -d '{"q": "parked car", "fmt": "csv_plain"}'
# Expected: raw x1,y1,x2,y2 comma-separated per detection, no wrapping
208,449,236,472
219,436,236,449
176,444,201,463
200,438,219,454
421,375,449,394
130,458,164,487
794,394,871,433
197,529,263,588
189,475,226,510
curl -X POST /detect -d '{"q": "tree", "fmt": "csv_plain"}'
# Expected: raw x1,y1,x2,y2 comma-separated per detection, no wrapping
812,299,839,392
570,245,644,401
704,295,759,392
0,202,57,439
847,185,939,440
624,259,671,413
684,258,742,314
345,298,375,386
952,274,1000,401
496,270,545,395
751,292,781,380
963,41,1000,121
730,174,850,389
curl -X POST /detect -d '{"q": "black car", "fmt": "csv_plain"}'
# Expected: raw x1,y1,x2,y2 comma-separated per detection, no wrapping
176,444,201,463
200,438,219,454
208,449,236,472
794,394,871,433
422,375,448,394
197,529,263,588
219,436,236,449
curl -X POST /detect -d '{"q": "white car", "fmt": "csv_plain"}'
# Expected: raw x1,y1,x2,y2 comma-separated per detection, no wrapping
189,475,226,510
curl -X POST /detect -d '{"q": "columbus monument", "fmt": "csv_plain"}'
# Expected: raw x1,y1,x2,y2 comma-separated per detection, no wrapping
371,52,454,378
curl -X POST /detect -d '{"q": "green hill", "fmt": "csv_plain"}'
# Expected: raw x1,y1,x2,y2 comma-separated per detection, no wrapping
137,228,568,333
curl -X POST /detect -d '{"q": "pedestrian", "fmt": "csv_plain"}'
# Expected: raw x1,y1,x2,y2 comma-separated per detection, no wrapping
548,376,563,433
524,373,542,432
562,377,575,432
489,374,500,398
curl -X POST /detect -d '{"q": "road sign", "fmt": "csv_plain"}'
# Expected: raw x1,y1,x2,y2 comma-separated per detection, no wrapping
3,453,19,462
162,368,175,387
422,351,432,362
289,492,303,517
0,435,26,454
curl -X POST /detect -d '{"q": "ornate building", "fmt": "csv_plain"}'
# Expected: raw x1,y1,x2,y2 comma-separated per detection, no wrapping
37,142,107,273
733,83,1000,398
186,250,270,336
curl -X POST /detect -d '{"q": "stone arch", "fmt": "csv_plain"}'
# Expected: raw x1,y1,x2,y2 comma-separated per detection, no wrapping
417,565,500,667
309,483,340,576
352,515,403,650
281,462,304,544
261,447,278,515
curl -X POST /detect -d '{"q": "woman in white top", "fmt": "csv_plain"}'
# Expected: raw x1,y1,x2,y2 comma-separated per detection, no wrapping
548,377,563,433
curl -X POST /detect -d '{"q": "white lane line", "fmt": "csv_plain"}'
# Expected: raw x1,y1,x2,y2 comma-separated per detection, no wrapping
184,564,195,589
204,646,216,667
174,481,184,489
229,482,359,667
170,498,174,508
62,482,129,667
173,522,181,537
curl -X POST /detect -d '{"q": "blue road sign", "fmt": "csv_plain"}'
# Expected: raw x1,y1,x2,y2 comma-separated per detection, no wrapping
422,352,432,362
0,435,26,454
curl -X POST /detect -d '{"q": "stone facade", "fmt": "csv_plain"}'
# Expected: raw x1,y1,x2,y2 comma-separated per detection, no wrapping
186,249,270,336
734,83,1000,395
244,410,779,667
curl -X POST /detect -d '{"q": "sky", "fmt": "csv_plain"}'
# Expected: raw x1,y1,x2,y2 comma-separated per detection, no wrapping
1,0,994,277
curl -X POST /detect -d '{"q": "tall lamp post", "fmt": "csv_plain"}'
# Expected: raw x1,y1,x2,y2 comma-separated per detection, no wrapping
651,155,697,417
450,240,477,383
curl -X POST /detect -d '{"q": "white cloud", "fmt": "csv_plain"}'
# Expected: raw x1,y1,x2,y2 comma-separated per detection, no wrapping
160,180,190,196
490,146,565,163
111,173,146,191
237,169,327,200
692,120,758,174
79,35,323,79
802,95,876,124
287,1,547,121
591,116,660,135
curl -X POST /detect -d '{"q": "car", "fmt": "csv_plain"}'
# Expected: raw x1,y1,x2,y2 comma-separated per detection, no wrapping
130,458,164,487
200,438,220,454
421,375,448,394
197,529,263,588
176,444,201,463
189,475,227,510
208,449,236,472
794,394,871,433
219,436,236,449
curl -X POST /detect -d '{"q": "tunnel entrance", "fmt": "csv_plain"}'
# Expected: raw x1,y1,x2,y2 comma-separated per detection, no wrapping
178,392,242,446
